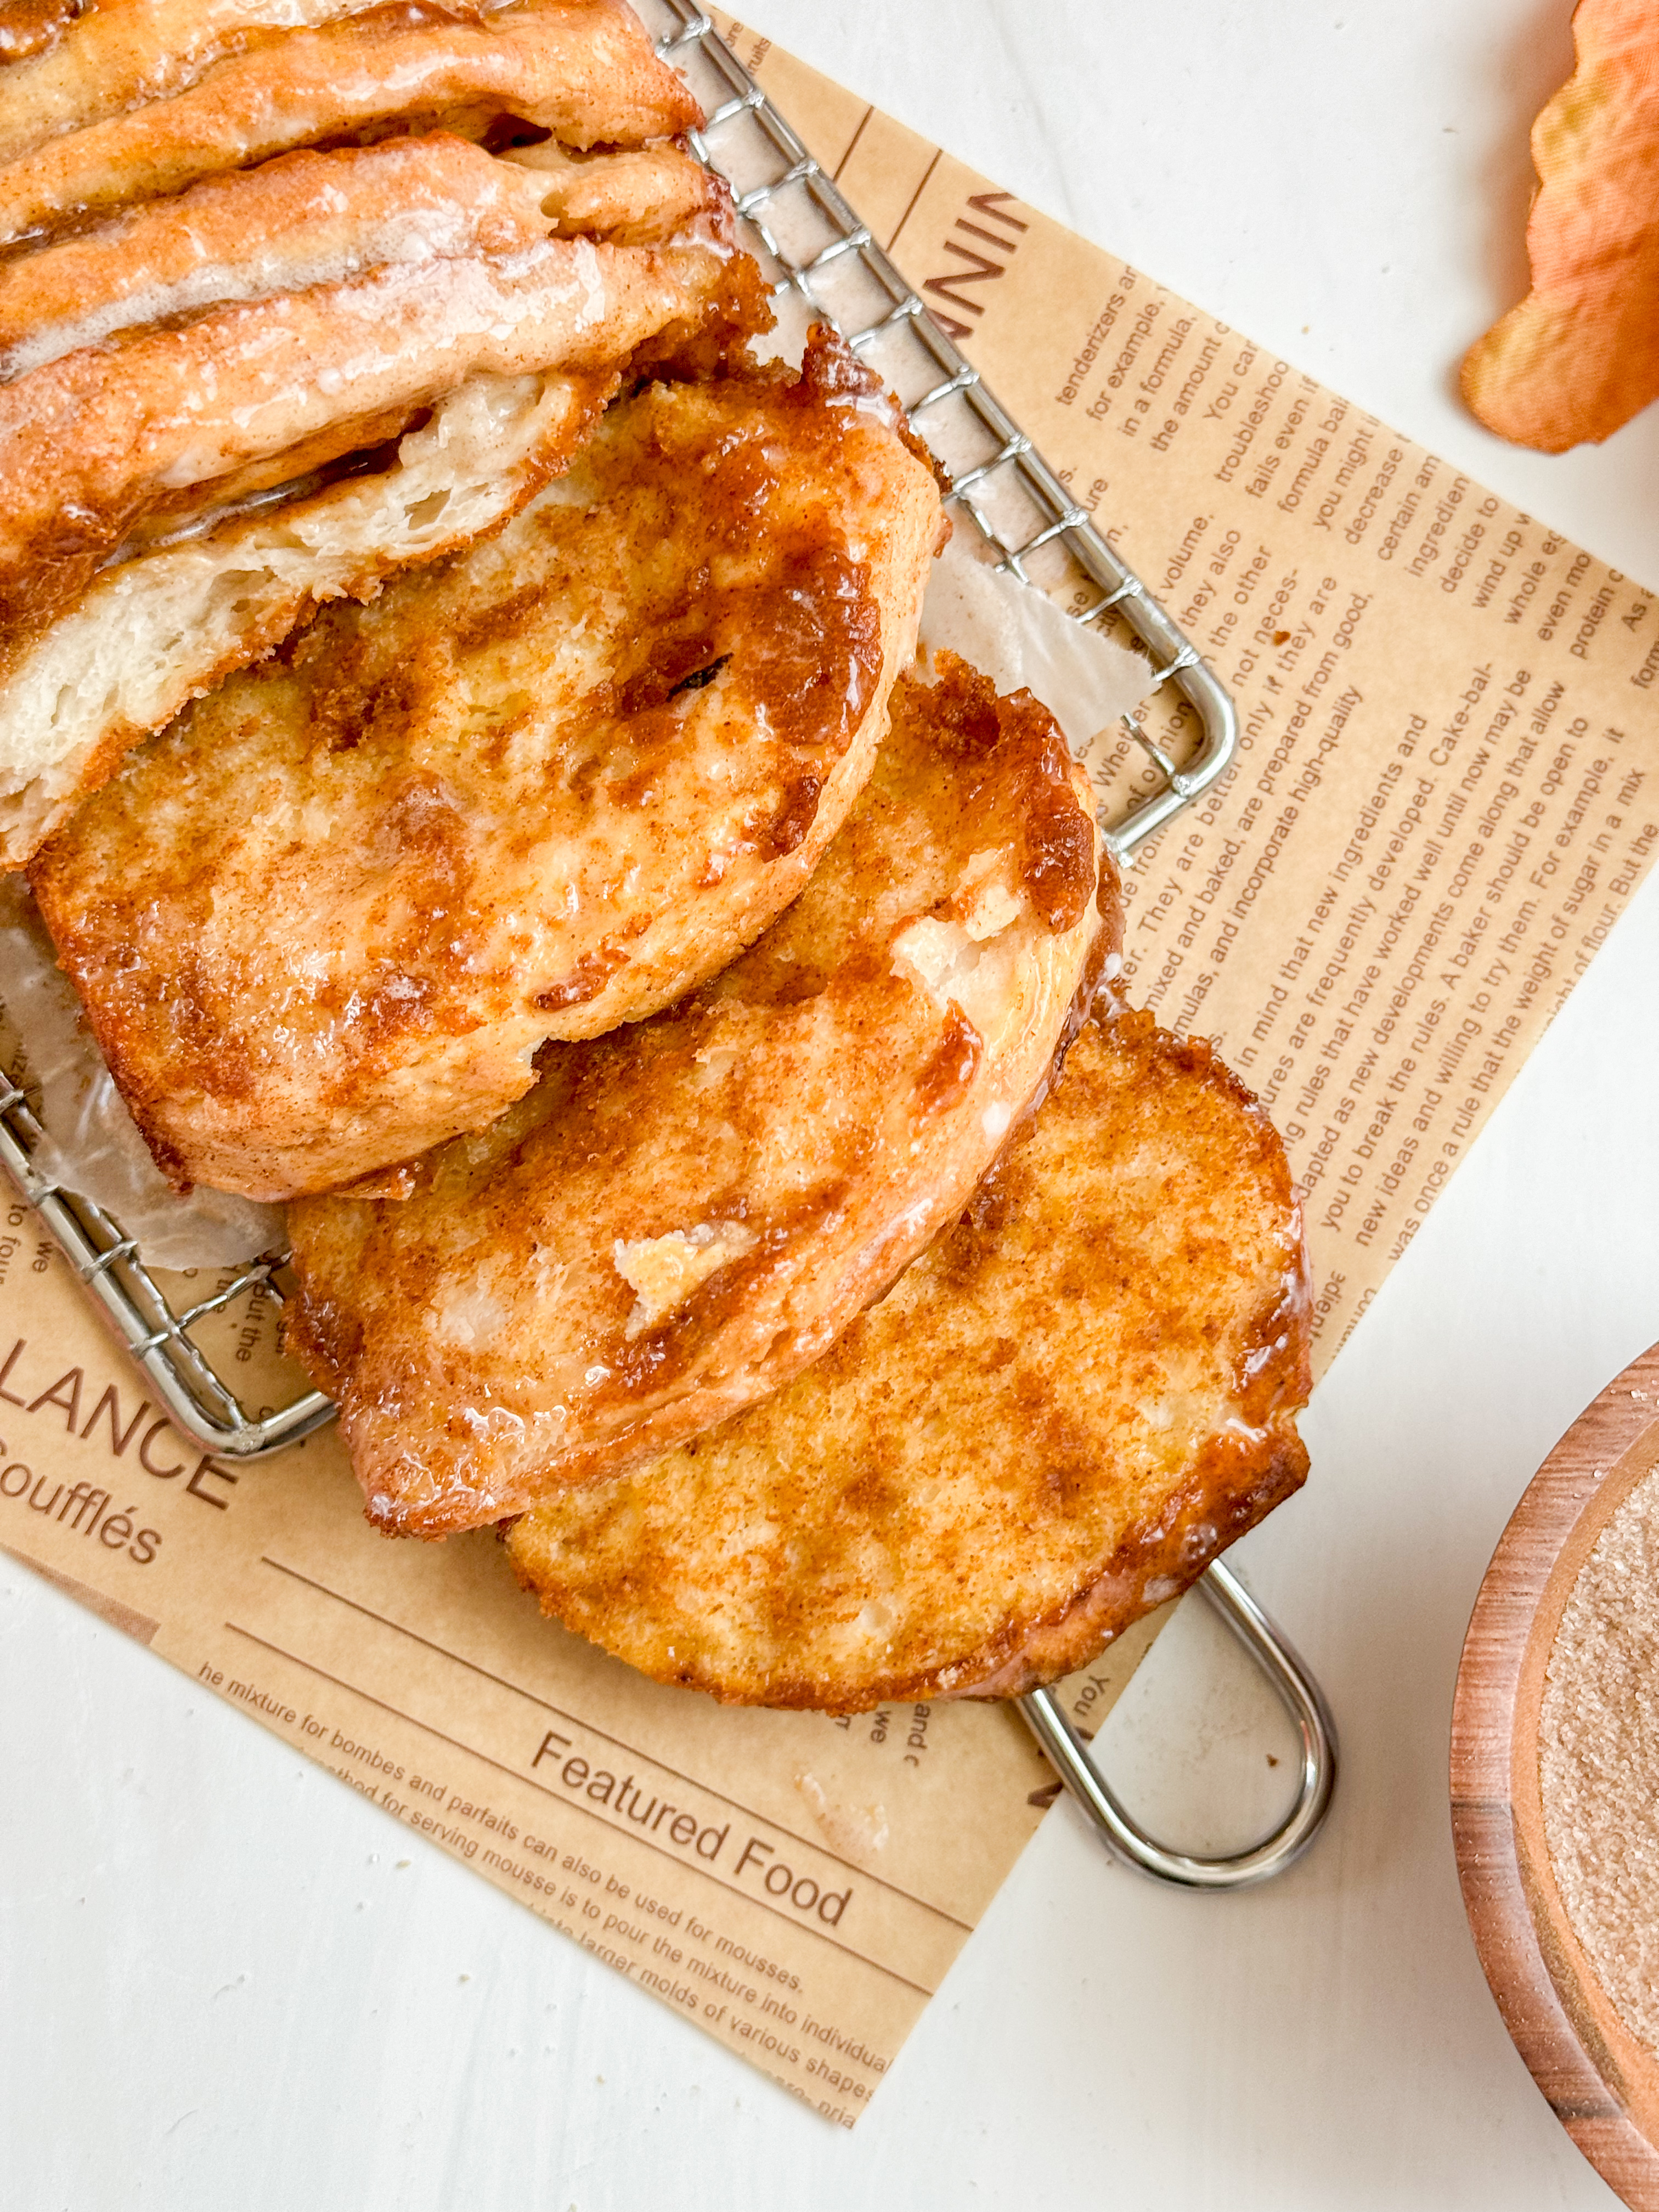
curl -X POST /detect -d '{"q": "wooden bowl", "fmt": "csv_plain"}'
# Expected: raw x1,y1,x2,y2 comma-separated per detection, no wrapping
1451,1339,1659,2209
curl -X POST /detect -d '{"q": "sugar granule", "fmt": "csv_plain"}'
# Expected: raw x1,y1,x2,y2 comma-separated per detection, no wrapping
1540,1459,1659,2054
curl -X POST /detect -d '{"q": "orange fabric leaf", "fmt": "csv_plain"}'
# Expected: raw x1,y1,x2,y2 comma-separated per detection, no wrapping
1464,0,1659,452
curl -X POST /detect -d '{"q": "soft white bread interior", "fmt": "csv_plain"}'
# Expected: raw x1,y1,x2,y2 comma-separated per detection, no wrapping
0,368,609,866
0,233,753,642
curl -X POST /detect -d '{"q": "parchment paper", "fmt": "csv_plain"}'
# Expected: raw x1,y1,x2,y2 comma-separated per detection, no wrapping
6,20,1659,2123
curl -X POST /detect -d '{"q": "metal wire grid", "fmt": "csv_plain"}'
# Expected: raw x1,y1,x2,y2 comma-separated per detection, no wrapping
0,1076,326,1455
645,0,1238,857
0,14,1238,1461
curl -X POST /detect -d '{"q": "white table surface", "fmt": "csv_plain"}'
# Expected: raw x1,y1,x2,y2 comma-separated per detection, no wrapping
6,3,1657,2204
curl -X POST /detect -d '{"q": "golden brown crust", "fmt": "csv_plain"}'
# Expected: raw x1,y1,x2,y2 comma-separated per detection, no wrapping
0,0,698,239
504,1003,1311,1711
0,0,76,69
0,1,493,163
0,8,751,852
0,134,557,381
31,342,940,1197
613,224,771,386
960,1440,1308,1700
280,655,1105,1534
913,654,1099,931
0,136,717,382
0,232,742,643
786,320,953,498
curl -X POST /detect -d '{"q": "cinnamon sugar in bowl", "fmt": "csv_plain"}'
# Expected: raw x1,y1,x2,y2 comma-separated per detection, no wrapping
1452,1342,1659,2212
1541,1457,1659,2061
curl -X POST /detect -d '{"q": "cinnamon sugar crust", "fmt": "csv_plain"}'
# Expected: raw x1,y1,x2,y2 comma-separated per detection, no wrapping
0,0,695,236
0,133,724,383
0,3,516,164
505,1003,1311,1712
281,653,1105,1534
0,2,765,864
31,337,941,1199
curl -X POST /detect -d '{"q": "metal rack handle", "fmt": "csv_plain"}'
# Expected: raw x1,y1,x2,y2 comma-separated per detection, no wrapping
1019,1558,1338,1889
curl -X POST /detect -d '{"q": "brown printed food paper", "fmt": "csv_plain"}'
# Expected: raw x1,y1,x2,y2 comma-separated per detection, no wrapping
5,20,1659,2124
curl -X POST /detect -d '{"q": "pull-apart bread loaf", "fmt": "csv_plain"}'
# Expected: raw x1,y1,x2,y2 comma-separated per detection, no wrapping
506,1003,1312,1711
0,0,767,864
280,656,1113,1537
30,338,944,1198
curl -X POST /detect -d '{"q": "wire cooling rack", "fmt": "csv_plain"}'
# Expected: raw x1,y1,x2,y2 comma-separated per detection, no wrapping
647,0,1237,854
0,13,1237,1466
0,16,1336,1891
